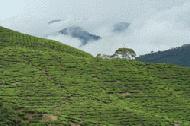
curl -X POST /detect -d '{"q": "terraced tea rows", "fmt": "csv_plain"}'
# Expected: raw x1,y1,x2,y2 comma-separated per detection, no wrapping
1,26,190,125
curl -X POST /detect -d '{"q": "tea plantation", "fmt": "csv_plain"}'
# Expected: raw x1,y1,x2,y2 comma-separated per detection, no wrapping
1,26,190,126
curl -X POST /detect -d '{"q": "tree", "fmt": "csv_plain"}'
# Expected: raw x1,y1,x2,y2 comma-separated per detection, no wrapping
113,48,136,60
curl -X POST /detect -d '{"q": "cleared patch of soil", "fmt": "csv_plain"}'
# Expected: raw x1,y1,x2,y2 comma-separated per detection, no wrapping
42,114,58,122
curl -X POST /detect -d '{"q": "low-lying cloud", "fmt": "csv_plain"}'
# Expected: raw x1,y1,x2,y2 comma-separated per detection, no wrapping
0,0,190,56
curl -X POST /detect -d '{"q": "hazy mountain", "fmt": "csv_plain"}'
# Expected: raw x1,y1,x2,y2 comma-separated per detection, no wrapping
59,26,101,46
113,22,130,33
137,44,190,67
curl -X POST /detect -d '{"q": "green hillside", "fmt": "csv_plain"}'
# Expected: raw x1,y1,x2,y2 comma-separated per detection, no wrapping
137,45,190,67
1,26,190,126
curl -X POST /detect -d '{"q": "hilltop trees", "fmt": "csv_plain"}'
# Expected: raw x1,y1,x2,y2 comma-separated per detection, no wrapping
113,48,136,60
97,47,136,60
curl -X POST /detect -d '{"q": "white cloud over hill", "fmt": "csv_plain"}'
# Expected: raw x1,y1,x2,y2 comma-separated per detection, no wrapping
1,0,190,56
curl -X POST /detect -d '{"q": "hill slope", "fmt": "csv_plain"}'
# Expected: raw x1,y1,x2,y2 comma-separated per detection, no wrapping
137,44,190,67
1,26,190,126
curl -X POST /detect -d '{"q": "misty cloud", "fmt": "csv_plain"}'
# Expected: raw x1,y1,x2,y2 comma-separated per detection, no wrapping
0,0,190,56
48,19,62,25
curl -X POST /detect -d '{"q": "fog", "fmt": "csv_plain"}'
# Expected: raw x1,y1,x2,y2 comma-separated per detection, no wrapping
0,0,190,56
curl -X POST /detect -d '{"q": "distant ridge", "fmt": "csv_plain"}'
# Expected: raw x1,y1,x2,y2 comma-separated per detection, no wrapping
137,44,190,67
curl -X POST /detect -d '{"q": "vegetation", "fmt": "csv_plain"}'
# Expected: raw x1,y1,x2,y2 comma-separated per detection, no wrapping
97,48,136,60
1,26,190,125
115,48,136,55
137,45,190,67
115,48,136,59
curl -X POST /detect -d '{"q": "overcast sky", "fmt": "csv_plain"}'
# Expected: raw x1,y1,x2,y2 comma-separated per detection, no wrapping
0,0,190,56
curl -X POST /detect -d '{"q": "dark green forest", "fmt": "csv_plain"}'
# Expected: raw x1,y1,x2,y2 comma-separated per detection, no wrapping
137,44,190,67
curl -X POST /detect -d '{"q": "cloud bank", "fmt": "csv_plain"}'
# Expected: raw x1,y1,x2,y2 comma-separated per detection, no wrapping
0,0,190,56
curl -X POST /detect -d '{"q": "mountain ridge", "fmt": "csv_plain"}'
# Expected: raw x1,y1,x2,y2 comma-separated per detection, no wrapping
137,44,190,67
